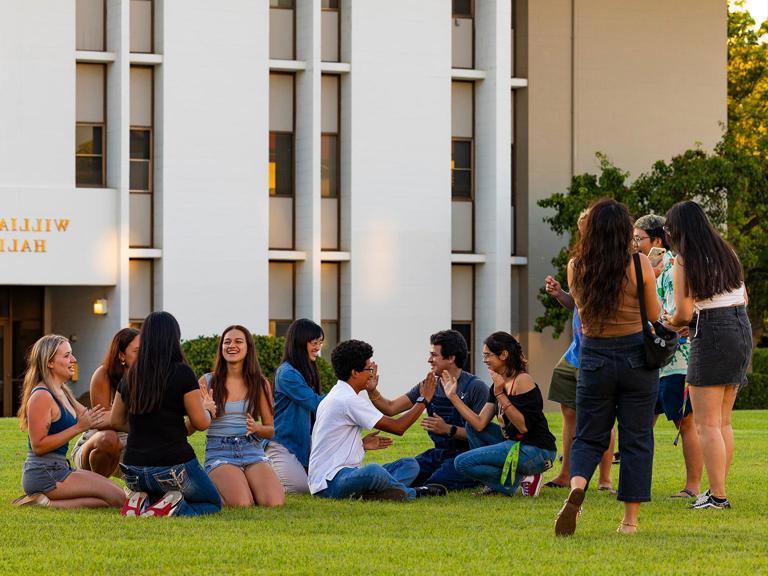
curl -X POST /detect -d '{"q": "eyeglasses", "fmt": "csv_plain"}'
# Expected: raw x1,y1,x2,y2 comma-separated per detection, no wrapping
481,352,497,360
632,235,650,243
361,367,374,374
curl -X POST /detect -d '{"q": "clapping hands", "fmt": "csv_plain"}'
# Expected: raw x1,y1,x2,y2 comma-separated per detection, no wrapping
440,369,458,399
363,430,393,451
78,404,106,431
419,371,437,402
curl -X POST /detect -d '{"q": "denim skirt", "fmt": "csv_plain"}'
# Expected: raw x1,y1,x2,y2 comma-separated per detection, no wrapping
204,435,271,474
688,305,752,387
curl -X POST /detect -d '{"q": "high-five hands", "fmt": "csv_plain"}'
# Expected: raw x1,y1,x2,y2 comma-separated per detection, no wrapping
363,430,393,451
419,371,437,402
440,370,458,399
365,361,380,392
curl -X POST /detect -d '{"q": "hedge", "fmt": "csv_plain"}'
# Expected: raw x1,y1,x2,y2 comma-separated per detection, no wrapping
181,334,336,393
752,347,768,375
735,372,768,410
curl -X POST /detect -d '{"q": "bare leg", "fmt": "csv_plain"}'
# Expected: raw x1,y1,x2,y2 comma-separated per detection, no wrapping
677,413,703,495
45,470,125,508
689,386,727,498
721,385,738,481
80,431,122,478
550,405,575,486
598,428,616,489
244,463,285,507
619,502,641,534
209,465,254,507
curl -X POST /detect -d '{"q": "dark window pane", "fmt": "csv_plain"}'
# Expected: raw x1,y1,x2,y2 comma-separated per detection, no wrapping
452,170,472,199
322,0,338,8
76,156,103,187
321,134,338,198
76,125,102,155
130,130,151,160
453,0,472,18
452,140,471,169
451,322,473,371
272,320,293,338
130,160,150,191
270,0,293,7
270,132,294,197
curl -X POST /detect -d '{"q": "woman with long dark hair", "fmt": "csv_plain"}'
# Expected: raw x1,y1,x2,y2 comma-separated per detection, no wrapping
200,325,284,507
663,200,751,510
266,318,326,493
14,334,125,508
449,332,557,497
556,198,661,536
71,328,139,478
111,311,222,517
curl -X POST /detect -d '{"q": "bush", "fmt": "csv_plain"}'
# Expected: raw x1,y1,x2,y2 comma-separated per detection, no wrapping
752,347,768,374
181,334,336,393
735,372,768,410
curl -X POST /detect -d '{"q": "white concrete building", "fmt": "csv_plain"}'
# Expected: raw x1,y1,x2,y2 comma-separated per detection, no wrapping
0,0,726,415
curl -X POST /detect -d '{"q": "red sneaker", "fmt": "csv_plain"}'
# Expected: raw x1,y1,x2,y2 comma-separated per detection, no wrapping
141,491,183,517
121,491,148,517
520,474,543,497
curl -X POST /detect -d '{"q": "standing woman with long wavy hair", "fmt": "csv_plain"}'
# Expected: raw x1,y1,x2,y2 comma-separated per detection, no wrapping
662,201,751,510
111,311,222,517
266,318,326,494
200,325,284,507
14,334,126,508
555,198,661,536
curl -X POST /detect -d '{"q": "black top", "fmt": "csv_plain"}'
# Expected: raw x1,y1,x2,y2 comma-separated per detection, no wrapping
407,371,488,452
120,363,199,466
488,383,557,452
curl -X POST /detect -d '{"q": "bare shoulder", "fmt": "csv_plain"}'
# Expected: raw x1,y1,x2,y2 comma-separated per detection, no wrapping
512,373,535,395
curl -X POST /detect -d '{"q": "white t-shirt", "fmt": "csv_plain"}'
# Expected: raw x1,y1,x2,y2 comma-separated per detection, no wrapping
307,380,383,494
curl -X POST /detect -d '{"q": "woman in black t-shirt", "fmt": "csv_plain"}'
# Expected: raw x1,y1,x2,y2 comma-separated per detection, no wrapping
111,311,222,517
448,332,557,497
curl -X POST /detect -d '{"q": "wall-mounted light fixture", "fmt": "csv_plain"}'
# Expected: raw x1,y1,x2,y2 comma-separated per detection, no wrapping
93,298,108,316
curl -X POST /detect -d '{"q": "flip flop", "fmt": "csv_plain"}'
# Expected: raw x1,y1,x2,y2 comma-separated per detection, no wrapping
544,481,568,489
670,488,697,499
598,485,617,496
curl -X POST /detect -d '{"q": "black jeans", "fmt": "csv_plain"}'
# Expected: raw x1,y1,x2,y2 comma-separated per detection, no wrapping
570,331,659,502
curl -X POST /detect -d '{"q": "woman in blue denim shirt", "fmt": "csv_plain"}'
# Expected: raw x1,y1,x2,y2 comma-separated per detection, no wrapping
200,325,284,507
267,319,326,493
112,311,222,517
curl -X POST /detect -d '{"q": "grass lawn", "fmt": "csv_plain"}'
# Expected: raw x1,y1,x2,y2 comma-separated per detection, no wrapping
0,411,766,575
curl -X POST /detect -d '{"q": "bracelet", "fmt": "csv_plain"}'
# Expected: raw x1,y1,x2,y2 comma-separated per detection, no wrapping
499,403,512,412
206,408,214,419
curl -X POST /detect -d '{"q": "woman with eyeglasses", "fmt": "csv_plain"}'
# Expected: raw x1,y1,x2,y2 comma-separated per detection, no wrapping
556,198,661,536
266,318,327,494
662,201,751,510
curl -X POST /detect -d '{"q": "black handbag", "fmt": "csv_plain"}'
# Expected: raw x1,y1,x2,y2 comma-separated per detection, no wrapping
633,253,679,369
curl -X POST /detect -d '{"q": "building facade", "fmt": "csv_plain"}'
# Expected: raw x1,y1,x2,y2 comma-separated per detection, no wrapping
0,0,726,415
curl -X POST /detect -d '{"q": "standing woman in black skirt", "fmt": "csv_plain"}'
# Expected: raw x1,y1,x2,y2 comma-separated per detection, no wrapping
662,201,751,510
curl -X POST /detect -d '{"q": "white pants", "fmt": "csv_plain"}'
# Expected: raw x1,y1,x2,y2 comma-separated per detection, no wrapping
265,441,310,494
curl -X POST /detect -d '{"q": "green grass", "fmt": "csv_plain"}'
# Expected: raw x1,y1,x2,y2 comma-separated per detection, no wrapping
1,412,766,575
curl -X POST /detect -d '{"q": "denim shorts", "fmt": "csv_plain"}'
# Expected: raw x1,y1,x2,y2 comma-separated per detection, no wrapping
204,435,271,474
688,306,752,387
22,453,74,495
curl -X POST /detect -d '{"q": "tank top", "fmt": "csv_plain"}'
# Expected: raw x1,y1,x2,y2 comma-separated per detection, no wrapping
695,284,746,311
576,264,644,338
204,373,250,437
27,386,78,457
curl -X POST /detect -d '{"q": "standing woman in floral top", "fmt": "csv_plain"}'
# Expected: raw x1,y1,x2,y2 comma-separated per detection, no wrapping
634,214,702,499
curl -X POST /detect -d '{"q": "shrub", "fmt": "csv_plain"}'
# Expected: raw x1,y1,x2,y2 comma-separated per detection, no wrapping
735,372,768,410
181,334,335,393
752,347,768,374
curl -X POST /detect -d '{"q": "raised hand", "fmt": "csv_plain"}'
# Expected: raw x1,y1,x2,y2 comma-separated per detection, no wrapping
440,370,458,399
365,361,379,392
199,383,217,418
544,275,563,299
246,413,258,435
489,370,507,397
363,430,393,451
420,413,450,436
78,404,106,431
420,371,437,401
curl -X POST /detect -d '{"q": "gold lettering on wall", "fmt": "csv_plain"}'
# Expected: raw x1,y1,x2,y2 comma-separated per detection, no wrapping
0,216,69,255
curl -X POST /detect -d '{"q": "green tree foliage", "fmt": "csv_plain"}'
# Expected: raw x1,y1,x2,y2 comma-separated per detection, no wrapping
182,334,336,393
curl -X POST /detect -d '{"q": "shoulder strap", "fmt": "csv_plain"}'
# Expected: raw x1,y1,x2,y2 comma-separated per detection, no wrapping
632,252,649,330
30,386,53,398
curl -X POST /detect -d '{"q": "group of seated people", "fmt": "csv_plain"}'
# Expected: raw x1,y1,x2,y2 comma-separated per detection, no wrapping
13,317,556,515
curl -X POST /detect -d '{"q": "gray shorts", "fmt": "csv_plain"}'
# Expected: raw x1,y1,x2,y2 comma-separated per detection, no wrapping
22,453,73,495
688,306,752,387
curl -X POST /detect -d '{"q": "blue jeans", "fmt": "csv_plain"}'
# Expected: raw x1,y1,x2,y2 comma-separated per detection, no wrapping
455,424,556,496
121,458,222,517
315,458,420,500
571,332,659,502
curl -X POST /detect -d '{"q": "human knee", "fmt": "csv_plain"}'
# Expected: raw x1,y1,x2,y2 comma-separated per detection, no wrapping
224,494,254,508
93,431,122,456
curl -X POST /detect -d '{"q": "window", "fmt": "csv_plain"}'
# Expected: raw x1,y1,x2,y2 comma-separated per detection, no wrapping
321,75,340,249
452,264,474,372
269,133,294,197
321,135,339,199
321,263,340,357
76,64,106,188
269,262,295,337
322,0,339,8
270,74,295,249
321,0,340,62
129,259,153,327
270,0,295,59
451,140,472,199
452,0,472,18
130,0,153,53
270,0,293,7
76,0,105,51
130,67,153,247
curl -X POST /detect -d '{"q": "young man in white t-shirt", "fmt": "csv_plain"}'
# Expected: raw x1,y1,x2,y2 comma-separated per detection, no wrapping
308,339,446,501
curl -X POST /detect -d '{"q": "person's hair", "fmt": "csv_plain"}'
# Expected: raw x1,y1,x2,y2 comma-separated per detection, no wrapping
210,325,271,420
103,327,140,396
664,201,744,300
17,334,77,430
281,318,324,394
634,214,669,250
331,340,373,382
430,329,468,369
483,332,527,377
570,197,634,332
125,311,186,414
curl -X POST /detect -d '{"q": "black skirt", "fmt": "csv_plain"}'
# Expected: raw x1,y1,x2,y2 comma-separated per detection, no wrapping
687,305,751,387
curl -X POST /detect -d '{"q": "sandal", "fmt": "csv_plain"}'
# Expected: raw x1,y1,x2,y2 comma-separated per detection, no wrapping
544,481,568,489
598,484,617,496
670,488,697,499
617,521,637,535
555,488,585,537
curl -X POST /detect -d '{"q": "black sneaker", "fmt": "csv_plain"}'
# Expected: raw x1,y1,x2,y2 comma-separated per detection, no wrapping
360,488,407,502
414,484,448,498
692,494,731,510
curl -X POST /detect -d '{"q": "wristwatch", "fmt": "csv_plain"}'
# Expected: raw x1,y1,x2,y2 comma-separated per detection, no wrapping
415,396,429,407
448,425,457,438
